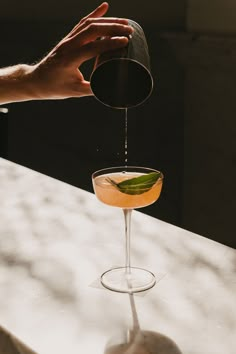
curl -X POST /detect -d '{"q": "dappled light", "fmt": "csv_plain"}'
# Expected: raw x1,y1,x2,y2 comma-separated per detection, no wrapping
0,159,235,353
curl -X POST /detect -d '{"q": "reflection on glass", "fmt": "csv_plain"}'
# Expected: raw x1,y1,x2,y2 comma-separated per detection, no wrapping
92,166,163,293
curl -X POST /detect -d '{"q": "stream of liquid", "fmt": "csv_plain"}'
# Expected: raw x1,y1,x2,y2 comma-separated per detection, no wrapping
124,108,128,166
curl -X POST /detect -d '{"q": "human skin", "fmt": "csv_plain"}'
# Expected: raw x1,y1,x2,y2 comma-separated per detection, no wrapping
0,2,133,104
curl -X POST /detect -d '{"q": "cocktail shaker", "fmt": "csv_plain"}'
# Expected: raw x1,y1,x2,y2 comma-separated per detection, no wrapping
90,20,153,109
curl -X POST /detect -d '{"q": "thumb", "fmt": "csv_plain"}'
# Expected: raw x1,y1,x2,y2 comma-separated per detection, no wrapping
78,80,93,97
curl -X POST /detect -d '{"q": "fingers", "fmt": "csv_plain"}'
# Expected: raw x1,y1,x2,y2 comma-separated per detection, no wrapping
74,23,133,47
72,36,129,66
79,2,109,25
68,17,129,38
64,22,133,66
66,2,109,39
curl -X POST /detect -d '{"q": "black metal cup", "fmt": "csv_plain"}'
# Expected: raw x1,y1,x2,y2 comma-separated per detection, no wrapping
90,20,153,109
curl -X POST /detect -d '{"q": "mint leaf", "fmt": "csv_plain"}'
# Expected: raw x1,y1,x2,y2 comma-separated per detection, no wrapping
107,172,161,195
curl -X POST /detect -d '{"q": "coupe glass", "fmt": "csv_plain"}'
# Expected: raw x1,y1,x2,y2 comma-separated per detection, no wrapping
92,166,163,293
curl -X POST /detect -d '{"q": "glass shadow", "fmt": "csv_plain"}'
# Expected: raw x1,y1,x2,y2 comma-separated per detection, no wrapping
104,294,183,354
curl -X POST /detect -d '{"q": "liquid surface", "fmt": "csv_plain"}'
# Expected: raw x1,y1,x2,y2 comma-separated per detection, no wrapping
93,172,163,209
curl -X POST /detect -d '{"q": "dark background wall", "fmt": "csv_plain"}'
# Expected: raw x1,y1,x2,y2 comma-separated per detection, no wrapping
0,1,235,248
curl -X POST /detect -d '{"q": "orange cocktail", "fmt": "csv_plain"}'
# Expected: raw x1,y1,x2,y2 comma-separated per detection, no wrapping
92,166,164,293
93,171,163,209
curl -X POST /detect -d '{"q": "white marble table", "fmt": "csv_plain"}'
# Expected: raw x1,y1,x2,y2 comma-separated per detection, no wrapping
0,158,235,354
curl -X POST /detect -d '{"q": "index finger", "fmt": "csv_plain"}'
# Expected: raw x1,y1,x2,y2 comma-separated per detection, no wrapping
79,2,109,25
68,17,129,39
66,3,109,40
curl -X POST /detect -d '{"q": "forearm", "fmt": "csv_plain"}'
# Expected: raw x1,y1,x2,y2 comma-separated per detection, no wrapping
0,64,39,104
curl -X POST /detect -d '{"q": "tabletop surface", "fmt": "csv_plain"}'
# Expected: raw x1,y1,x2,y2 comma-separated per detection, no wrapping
0,158,235,354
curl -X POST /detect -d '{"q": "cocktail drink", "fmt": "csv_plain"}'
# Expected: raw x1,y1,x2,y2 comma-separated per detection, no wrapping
92,166,163,293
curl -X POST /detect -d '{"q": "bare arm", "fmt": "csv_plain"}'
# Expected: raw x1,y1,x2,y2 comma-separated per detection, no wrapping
0,64,38,104
0,2,133,105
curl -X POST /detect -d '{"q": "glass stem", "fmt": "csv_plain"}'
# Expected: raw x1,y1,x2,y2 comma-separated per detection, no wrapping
123,208,132,274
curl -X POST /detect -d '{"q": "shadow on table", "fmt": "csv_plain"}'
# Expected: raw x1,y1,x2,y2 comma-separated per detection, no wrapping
0,325,37,354
104,294,182,354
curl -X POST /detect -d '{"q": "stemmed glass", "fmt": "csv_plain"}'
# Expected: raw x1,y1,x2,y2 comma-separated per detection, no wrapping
92,166,163,293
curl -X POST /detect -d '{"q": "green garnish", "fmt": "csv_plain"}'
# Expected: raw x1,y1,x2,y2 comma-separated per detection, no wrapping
107,172,161,195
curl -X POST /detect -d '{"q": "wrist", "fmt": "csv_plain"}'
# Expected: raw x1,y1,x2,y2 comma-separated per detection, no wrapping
0,64,42,104
15,64,42,101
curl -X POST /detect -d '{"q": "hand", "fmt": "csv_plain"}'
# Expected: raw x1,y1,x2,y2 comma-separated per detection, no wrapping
31,2,133,100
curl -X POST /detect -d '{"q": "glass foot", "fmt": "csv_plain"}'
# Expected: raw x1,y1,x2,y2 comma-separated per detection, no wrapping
101,267,156,293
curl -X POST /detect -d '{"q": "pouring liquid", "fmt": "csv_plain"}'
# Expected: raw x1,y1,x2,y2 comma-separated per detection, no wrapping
124,108,128,167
